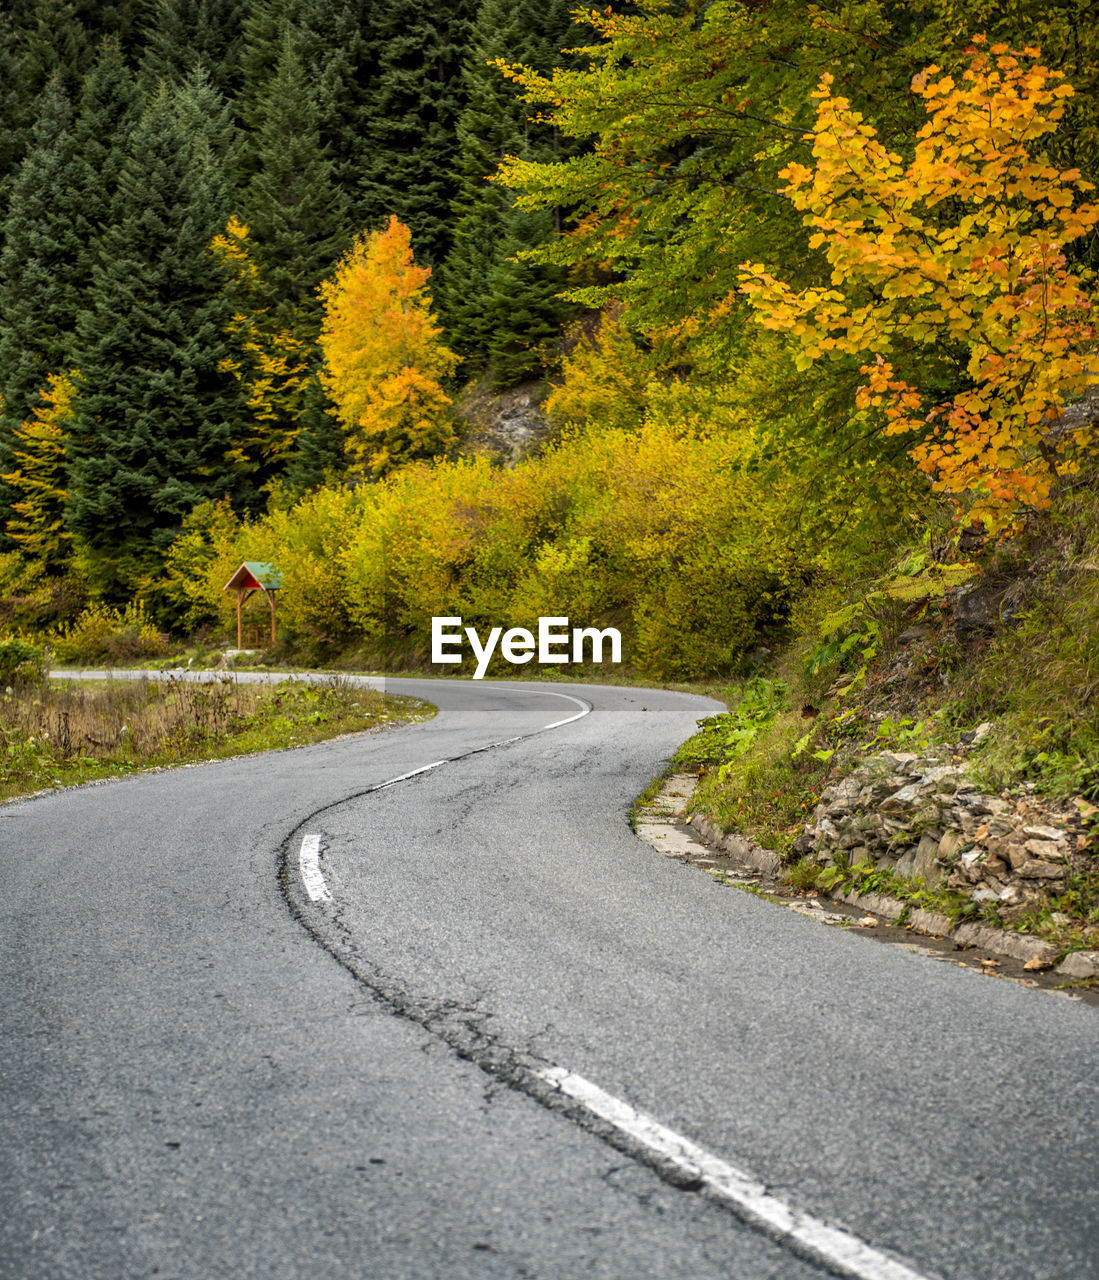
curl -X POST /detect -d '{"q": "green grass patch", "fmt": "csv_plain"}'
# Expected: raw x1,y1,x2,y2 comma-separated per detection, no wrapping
0,676,435,803
674,676,831,857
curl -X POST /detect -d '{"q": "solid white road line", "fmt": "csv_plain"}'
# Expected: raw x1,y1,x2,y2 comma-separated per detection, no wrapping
481,685,592,730
537,1067,936,1280
542,704,590,729
298,833,331,903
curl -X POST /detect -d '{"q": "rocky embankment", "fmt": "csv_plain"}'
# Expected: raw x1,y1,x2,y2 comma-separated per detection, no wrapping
791,730,1099,977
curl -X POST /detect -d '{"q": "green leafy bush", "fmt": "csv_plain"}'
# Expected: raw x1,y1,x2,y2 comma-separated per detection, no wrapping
0,636,46,687
675,678,788,765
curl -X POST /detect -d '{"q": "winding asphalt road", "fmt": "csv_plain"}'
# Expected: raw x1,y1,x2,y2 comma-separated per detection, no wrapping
1,676,1096,1280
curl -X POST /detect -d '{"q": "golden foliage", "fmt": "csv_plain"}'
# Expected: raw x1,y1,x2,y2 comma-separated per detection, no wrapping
211,216,313,473
318,216,457,476
2,371,75,574
545,308,656,433
181,411,886,677
740,41,1099,535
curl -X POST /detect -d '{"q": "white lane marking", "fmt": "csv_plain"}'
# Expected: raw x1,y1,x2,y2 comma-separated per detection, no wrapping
372,760,447,791
481,685,591,730
295,689,590,906
298,834,331,902
537,1068,935,1280
542,704,589,729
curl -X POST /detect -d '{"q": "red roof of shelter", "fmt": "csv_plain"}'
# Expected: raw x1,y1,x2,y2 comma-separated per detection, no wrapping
223,561,283,592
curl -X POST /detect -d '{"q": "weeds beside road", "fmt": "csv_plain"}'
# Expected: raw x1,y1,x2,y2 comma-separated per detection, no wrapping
0,673,433,804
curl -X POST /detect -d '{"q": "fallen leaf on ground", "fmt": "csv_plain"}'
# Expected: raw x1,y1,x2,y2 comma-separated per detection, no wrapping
1023,956,1053,971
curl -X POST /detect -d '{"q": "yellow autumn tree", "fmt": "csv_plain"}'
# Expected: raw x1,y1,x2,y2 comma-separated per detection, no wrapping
2,371,75,575
546,307,658,434
211,216,314,477
740,40,1099,535
319,215,457,476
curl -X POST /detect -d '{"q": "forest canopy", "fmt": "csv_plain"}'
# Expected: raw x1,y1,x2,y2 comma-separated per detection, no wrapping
0,0,1095,675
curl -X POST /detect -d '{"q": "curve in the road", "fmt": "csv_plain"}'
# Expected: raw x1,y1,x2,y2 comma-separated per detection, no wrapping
9,671,1097,1280
271,679,932,1280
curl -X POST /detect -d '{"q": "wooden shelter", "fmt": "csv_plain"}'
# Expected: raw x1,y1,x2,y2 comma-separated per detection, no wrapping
223,561,283,648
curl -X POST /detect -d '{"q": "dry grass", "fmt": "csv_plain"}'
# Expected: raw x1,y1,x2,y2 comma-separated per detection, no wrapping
0,676,433,802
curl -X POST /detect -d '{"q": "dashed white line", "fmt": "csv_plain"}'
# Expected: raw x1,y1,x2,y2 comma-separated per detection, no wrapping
537,1068,935,1280
296,688,591,905
298,833,331,902
372,760,448,791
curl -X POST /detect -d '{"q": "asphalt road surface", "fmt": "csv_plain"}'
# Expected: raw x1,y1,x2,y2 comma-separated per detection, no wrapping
1,676,1096,1280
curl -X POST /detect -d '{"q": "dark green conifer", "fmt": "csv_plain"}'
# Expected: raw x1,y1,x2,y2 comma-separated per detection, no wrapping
439,0,573,380
238,0,375,227
140,0,246,94
237,0,295,125
173,64,239,190
0,16,35,207
71,39,137,240
0,84,89,460
484,207,565,387
10,0,94,101
237,25,349,325
67,88,248,593
282,374,346,493
357,0,475,265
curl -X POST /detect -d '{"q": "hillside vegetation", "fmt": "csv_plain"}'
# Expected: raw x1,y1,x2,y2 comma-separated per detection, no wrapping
0,2,1097,845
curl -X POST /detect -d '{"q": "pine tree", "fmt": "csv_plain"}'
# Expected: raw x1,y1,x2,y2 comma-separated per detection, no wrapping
233,8,352,491
282,374,346,492
10,0,95,102
439,0,573,378
173,65,239,181
238,0,376,215
0,84,90,465
67,88,249,592
71,38,137,241
237,0,298,130
484,206,565,386
357,0,475,266
237,23,349,326
0,16,35,213
140,0,247,95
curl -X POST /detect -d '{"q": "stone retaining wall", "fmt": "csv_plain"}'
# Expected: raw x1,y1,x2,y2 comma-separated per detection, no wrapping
793,728,1091,926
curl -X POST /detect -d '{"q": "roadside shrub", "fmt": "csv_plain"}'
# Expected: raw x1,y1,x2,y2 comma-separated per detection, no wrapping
55,601,172,665
0,636,47,687
175,410,911,676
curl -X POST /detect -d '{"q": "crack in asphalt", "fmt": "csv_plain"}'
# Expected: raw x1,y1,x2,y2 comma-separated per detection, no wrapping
272,751,847,1279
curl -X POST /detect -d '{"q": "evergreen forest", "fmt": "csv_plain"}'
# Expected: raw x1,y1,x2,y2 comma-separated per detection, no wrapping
1,0,1097,687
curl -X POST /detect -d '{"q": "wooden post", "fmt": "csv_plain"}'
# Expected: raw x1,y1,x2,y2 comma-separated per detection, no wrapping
224,564,280,650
